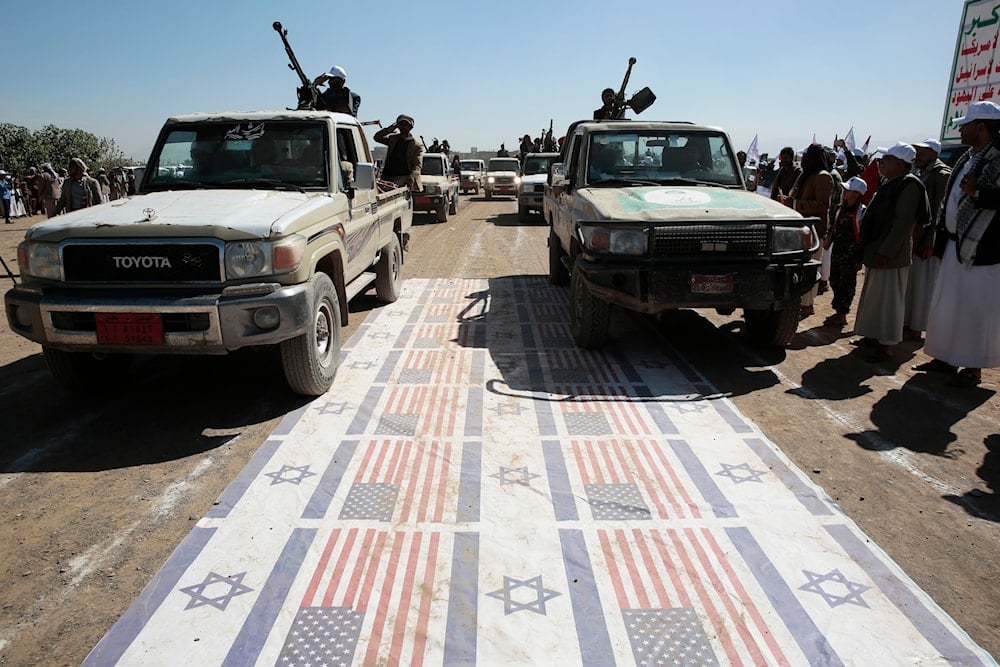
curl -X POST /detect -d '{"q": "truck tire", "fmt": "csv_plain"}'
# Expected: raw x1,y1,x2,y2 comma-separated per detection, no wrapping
743,297,800,347
281,272,341,396
43,347,132,393
485,190,492,200
518,203,528,222
570,260,609,348
449,193,458,214
436,198,449,222
548,228,569,286
375,235,403,303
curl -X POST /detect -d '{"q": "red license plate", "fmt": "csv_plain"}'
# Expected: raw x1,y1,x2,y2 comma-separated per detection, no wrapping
414,195,432,206
691,273,735,294
95,313,164,345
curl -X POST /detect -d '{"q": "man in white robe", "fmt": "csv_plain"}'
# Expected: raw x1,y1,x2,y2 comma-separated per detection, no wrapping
922,101,1000,387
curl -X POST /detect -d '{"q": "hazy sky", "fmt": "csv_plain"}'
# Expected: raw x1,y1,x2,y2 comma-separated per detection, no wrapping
2,0,963,162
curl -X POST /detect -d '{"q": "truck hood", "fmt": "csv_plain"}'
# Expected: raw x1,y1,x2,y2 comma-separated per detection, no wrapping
26,190,328,242
575,186,806,222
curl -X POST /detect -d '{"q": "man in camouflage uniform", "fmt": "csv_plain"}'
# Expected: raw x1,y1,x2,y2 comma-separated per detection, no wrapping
824,177,868,327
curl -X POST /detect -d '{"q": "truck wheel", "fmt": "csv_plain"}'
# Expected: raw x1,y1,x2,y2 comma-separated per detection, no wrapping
281,272,341,396
548,228,569,286
449,193,458,214
436,199,449,222
43,347,132,393
517,203,528,222
743,296,800,347
375,234,403,303
570,260,609,348
485,190,492,200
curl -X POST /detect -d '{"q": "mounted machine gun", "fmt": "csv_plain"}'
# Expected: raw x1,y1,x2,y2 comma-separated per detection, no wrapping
610,57,656,119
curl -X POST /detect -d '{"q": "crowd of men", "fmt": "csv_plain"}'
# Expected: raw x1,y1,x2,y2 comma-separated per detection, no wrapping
0,160,136,223
769,100,1000,388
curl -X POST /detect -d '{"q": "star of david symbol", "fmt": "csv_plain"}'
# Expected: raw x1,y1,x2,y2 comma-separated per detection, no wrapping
798,569,871,608
488,402,526,417
348,359,378,370
668,401,709,414
369,331,394,340
314,401,350,416
489,465,540,486
486,575,561,615
179,571,254,611
264,464,317,486
715,462,768,484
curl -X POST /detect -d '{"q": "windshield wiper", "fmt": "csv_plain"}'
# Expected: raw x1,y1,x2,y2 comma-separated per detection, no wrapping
219,178,305,193
656,177,729,188
151,180,207,189
590,178,661,187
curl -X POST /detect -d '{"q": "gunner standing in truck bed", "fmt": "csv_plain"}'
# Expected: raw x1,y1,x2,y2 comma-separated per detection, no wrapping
312,65,361,116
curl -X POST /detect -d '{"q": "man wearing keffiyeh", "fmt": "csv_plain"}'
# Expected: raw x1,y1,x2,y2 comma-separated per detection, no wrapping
920,101,1000,387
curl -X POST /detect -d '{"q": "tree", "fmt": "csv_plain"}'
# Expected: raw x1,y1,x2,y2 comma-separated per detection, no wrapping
0,124,37,176
0,123,128,176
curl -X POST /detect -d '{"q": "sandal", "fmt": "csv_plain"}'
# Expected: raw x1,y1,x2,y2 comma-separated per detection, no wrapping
947,368,982,388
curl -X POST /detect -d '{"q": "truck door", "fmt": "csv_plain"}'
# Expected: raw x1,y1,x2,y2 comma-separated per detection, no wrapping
336,126,379,278
554,134,583,250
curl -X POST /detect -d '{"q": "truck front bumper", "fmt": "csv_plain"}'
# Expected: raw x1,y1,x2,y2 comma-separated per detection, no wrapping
577,258,820,314
518,192,544,210
4,281,313,354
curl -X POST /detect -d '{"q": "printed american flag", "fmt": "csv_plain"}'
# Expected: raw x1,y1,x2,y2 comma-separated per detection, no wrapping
341,438,457,524
398,349,470,385
541,348,625,385
278,528,443,666
599,527,790,666
558,392,656,436
571,438,702,520
378,385,462,438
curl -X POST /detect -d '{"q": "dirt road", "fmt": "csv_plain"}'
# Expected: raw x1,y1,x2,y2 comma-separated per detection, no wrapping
0,197,997,665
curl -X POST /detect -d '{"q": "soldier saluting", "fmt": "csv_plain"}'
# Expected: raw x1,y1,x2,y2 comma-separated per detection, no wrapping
312,65,361,116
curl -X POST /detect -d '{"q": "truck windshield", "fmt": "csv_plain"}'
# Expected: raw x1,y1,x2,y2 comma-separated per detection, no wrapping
460,161,480,171
587,130,741,186
522,156,556,176
143,120,329,191
488,159,520,172
422,156,444,176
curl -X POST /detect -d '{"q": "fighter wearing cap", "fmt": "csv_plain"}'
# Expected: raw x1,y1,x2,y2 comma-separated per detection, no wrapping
312,65,361,116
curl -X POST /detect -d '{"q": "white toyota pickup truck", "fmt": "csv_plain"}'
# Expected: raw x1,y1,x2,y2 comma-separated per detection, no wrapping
5,110,413,395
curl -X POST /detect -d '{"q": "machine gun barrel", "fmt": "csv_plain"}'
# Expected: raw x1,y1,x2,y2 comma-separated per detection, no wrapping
272,21,319,110
611,57,637,120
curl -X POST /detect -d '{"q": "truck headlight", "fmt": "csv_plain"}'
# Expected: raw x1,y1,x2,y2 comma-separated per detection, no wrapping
487,176,495,184
225,241,271,279
19,241,61,280
514,176,521,185
772,225,818,254
578,226,648,256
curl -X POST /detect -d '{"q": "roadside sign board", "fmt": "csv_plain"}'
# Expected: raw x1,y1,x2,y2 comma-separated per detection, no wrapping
943,0,1000,141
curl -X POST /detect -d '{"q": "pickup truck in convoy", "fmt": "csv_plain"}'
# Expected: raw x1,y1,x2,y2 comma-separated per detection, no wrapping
5,109,413,396
517,152,559,222
413,152,459,222
545,119,820,348
459,158,486,195
484,157,521,199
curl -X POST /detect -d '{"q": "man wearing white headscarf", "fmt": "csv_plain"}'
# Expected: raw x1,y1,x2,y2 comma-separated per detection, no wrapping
922,101,1000,387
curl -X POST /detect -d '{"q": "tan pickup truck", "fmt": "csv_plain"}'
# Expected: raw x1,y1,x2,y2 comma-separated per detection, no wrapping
5,110,413,395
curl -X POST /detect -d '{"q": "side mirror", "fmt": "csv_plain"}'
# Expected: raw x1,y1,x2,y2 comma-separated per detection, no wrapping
549,162,568,187
354,162,375,190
